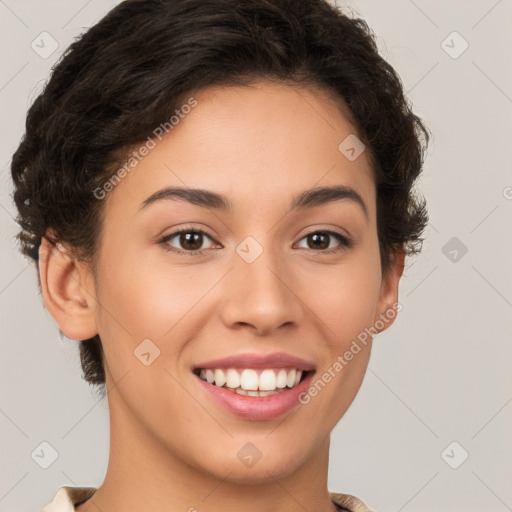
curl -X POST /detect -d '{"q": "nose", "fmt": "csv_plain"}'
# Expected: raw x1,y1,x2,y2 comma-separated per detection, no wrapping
220,246,303,337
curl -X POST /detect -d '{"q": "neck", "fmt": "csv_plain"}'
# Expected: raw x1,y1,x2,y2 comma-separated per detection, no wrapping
76,387,338,512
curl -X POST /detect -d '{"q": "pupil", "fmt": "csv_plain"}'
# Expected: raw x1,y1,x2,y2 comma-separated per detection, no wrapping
310,233,328,249
182,232,202,250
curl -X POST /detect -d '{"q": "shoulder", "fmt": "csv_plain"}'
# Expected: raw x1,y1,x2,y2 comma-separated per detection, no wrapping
42,486,372,512
330,491,375,512
41,486,97,512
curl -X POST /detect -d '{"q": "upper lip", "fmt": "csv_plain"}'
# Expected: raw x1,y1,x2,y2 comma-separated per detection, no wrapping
193,352,316,371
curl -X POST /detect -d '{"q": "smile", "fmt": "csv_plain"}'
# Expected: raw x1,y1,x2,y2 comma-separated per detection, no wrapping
193,367,315,420
194,367,308,396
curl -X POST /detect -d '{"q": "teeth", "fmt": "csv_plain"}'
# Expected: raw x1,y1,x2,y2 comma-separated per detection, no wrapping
231,388,280,397
276,369,288,388
258,369,276,391
214,369,226,387
225,368,241,388
240,369,259,390
197,367,305,392
286,369,297,388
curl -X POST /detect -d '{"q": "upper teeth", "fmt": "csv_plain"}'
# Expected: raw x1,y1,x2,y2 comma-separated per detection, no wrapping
198,368,304,391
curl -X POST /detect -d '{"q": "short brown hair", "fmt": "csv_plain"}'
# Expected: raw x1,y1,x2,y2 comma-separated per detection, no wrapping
10,0,430,392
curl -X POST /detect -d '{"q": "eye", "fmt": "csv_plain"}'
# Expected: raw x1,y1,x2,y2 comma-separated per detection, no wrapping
295,230,353,254
159,228,217,255
158,227,353,256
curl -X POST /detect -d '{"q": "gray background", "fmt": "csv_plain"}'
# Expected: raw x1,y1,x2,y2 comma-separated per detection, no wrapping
1,1,511,511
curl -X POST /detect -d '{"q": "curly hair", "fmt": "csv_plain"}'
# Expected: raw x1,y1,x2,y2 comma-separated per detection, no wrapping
10,0,430,391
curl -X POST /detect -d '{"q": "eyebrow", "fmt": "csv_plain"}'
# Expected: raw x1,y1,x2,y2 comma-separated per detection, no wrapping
139,184,368,220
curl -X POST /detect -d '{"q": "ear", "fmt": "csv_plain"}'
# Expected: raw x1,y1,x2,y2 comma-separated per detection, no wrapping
373,245,405,334
38,236,98,341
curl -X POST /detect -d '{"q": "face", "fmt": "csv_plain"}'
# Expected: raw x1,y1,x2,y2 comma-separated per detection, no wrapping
44,81,403,484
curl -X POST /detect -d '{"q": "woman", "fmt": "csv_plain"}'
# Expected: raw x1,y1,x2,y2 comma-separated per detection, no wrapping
10,0,430,510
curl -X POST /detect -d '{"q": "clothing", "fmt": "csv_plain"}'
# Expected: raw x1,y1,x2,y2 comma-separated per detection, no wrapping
41,486,374,511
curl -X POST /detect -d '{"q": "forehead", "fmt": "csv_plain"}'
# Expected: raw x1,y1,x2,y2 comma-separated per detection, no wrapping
105,81,375,219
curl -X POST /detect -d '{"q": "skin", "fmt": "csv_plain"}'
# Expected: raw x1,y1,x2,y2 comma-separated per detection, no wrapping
39,81,404,512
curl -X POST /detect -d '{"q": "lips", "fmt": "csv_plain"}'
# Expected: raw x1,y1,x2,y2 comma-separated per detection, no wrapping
192,352,316,372
193,367,316,420
191,352,317,420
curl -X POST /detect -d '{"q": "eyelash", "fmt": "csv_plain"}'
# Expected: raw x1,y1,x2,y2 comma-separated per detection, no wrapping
158,227,353,256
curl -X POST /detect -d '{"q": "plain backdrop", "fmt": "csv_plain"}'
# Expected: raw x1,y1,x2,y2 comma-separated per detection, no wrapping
1,1,511,511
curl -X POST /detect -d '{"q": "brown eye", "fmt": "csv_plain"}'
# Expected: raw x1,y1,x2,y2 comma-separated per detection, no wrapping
307,232,330,250
296,230,352,253
160,228,216,254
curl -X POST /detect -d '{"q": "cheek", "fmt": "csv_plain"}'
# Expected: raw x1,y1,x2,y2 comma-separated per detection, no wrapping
302,252,382,347
95,231,382,361
96,246,213,342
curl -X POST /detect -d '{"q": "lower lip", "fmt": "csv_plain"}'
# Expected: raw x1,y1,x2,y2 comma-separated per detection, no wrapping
194,371,315,420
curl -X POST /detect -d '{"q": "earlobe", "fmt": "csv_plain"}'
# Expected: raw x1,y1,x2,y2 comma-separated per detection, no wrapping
374,245,406,333
38,236,98,341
